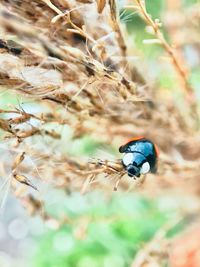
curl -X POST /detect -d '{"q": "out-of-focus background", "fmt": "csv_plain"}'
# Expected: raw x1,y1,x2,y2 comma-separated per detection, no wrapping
0,0,200,267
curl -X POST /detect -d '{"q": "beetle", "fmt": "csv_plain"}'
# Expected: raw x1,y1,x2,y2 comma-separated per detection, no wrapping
119,137,158,178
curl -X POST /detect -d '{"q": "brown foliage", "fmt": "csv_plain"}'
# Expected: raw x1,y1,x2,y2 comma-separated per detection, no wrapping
0,0,199,227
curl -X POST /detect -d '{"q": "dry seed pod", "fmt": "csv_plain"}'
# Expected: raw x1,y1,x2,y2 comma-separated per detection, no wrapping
13,173,38,191
0,118,13,133
23,194,43,215
43,130,61,139
17,127,40,138
9,114,31,124
12,152,25,170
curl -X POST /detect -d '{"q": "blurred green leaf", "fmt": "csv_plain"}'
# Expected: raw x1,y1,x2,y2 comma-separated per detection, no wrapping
32,194,183,267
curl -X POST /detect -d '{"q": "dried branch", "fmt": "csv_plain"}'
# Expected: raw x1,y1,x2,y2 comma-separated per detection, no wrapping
0,0,199,218
127,0,199,121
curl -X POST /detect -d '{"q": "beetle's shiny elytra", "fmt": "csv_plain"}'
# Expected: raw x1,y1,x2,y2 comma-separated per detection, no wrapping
119,137,158,178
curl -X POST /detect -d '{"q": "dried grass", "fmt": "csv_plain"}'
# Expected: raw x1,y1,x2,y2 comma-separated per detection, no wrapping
0,2,200,261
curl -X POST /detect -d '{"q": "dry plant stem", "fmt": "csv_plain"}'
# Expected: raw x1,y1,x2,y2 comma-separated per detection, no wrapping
131,219,181,267
0,0,200,207
0,6,139,98
113,171,126,191
42,0,95,43
96,0,106,13
89,158,124,172
41,0,63,15
134,0,198,118
108,0,148,85
42,0,107,58
108,0,127,59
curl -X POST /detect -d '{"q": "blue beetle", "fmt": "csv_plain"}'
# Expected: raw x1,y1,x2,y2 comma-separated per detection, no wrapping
119,137,158,178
